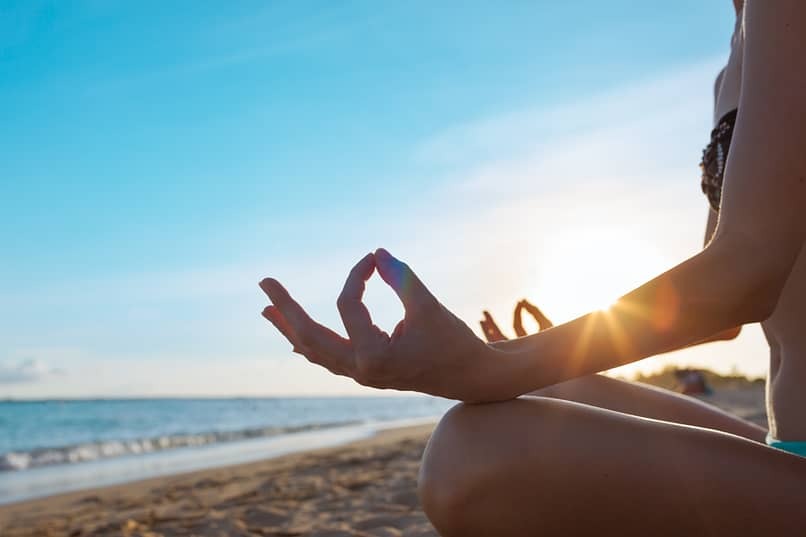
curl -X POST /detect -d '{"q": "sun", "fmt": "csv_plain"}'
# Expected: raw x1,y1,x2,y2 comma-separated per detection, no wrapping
529,226,666,323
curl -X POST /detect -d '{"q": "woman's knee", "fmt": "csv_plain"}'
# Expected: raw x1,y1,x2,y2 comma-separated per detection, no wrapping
418,402,483,535
418,399,552,535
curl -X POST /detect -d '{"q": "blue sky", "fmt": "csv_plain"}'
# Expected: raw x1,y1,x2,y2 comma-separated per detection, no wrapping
1,1,762,397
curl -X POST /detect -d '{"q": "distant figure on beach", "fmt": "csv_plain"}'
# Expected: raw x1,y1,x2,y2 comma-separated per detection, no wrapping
261,1,806,534
674,368,713,396
479,299,553,343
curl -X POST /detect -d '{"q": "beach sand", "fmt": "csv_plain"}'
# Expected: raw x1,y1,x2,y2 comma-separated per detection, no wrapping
0,384,768,537
0,424,440,537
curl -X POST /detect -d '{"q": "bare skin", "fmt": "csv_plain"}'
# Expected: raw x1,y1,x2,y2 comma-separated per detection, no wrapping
479,299,762,437
479,310,507,342
260,1,806,534
419,397,805,537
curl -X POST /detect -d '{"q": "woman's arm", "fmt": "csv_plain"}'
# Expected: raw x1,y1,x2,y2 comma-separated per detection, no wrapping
260,1,806,403
499,0,806,391
694,209,741,342
495,210,741,358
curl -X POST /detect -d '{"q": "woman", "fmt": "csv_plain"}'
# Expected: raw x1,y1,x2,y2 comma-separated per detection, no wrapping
259,1,806,534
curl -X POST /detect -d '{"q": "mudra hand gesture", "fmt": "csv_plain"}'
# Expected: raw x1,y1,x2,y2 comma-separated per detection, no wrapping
480,299,553,343
259,249,524,402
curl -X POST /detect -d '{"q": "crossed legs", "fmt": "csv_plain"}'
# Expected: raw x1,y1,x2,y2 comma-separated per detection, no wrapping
418,377,805,536
529,374,766,441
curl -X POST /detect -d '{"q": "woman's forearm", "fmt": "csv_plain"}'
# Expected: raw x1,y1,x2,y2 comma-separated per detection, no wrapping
500,233,783,393
686,325,742,346
491,321,741,355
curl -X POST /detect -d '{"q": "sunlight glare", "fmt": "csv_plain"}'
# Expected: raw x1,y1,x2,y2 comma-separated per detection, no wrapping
530,225,666,324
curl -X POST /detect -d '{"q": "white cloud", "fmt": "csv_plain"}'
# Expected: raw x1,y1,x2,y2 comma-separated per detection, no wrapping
0,359,63,384
415,57,723,170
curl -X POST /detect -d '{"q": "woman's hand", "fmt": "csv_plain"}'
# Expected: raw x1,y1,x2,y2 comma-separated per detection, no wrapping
514,299,553,336
512,301,528,338
480,310,507,342
481,299,553,342
259,249,525,402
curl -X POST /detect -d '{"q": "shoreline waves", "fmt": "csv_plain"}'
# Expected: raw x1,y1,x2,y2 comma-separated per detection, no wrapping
0,396,455,505
0,420,363,472
0,423,441,537
0,417,442,506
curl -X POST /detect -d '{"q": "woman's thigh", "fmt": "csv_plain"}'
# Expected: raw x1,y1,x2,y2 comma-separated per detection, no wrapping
419,397,806,537
532,374,766,441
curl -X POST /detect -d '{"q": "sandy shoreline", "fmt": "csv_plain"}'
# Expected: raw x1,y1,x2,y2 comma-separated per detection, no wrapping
0,385,768,537
0,423,439,537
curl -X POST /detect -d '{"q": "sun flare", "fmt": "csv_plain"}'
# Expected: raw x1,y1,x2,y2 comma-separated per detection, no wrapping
529,226,666,323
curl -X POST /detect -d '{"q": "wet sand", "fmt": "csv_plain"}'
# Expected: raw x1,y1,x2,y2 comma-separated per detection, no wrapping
0,385,768,537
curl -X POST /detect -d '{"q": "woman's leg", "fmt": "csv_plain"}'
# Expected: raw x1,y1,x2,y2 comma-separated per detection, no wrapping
419,397,806,537
529,374,766,441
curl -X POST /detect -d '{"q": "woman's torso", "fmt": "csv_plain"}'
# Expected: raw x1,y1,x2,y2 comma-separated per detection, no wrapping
712,10,806,441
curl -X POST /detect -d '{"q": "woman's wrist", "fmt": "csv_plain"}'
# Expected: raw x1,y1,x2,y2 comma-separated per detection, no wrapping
488,336,532,352
463,339,539,402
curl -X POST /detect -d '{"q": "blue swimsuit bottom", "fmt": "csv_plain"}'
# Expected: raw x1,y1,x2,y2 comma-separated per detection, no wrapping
766,436,806,458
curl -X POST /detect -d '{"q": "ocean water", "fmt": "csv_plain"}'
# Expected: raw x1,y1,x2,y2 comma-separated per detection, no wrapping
0,396,455,504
